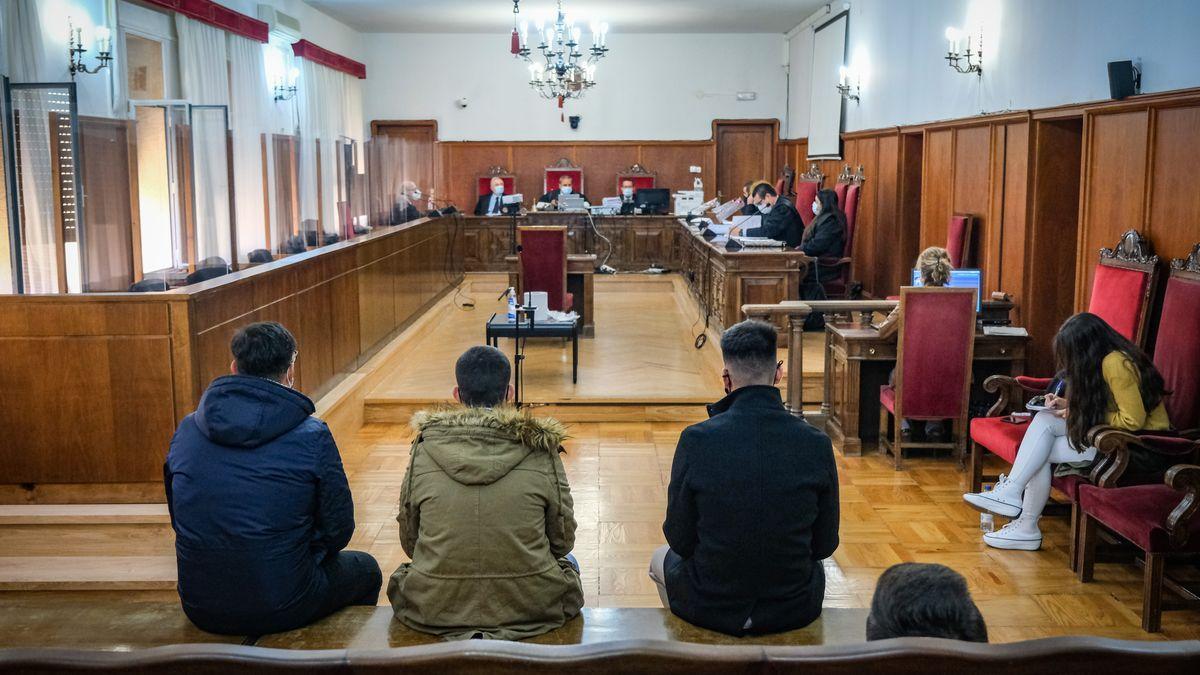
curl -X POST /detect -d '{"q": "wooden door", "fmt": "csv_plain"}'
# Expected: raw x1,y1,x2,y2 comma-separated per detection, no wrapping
370,120,438,201
715,120,778,203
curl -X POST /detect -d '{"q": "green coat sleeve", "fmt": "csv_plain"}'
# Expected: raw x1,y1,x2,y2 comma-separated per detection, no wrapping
545,450,577,558
397,439,421,558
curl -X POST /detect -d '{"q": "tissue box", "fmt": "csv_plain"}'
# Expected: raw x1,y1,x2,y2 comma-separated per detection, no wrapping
522,291,551,321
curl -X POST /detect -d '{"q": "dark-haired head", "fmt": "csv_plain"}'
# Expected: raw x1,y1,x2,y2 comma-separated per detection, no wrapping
720,320,781,392
1052,312,1165,450
751,183,778,200
230,322,297,385
866,563,988,642
454,346,513,407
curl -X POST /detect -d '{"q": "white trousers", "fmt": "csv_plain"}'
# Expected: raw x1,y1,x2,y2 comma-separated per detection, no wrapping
1007,411,1096,521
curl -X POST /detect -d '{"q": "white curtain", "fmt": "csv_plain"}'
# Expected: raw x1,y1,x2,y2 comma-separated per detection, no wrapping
228,35,272,261
176,14,232,266
2,0,57,293
297,58,357,237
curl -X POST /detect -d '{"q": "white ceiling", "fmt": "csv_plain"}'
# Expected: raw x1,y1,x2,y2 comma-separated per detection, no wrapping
304,0,829,34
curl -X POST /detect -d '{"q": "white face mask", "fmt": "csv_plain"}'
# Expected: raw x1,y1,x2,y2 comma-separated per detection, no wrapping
622,187,633,198
492,185,504,195
411,189,422,200
560,186,572,195
812,202,821,216
759,204,773,215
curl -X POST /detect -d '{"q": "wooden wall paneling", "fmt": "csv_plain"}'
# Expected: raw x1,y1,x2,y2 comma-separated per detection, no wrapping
714,120,778,205
1076,109,1150,309
951,124,992,279
997,121,1032,319
575,144,636,198
1147,104,1200,260
872,133,900,296
512,144,577,202
443,143,509,211
896,133,925,296
920,129,954,250
638,143,711,199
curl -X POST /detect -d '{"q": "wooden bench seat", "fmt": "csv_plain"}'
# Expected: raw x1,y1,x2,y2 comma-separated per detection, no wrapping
255,606,870,649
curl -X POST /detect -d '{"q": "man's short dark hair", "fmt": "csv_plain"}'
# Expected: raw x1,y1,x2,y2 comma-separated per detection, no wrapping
866,563,988,642
720,320,777,383
455,346,512,407
752,183,778,199
231,322,296,381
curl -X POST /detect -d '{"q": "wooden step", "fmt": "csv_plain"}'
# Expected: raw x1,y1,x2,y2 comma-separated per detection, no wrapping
0,556,177,591
0,504,169,525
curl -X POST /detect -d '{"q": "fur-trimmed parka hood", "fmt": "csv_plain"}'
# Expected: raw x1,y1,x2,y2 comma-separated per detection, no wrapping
410,406,568,486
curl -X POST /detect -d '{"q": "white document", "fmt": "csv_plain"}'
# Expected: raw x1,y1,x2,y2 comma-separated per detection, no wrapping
712,198,742,223
982,326,1029,337
732,214,761,230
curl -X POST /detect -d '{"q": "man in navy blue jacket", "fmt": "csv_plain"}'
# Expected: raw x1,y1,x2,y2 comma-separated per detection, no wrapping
164,322,381,635
650,320,839,636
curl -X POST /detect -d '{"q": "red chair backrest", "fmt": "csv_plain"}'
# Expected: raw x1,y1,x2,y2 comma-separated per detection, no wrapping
1152,266,1200,430
895,287,978,419
545,169,583,195
617,174,655,194
518,227,569,312
796,180,820,227
842,184,860,256
946,215,972,268
1087,263,1153,343
478,176,516,197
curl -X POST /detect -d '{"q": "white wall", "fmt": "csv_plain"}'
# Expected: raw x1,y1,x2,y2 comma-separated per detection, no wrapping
787,0,1200,135
361,33,789,141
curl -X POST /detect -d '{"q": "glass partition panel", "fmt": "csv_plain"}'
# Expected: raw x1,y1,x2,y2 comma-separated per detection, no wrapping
78,116,137,291
0,78,13,293
131,101,189,277
271,133,302,255
190,105,233,267
5,82,83,293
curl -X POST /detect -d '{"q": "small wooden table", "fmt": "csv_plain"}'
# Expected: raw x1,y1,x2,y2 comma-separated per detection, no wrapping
506,253,597,338
824,323,1029,455
485,313,580,384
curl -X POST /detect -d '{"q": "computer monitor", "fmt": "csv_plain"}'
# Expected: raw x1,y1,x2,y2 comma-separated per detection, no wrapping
910,268,983,312
636,188,671,215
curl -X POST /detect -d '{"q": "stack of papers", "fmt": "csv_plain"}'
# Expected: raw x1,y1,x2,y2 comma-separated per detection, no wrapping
982,326,1029,336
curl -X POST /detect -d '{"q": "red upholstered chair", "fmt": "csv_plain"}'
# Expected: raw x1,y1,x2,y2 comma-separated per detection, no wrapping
968,230,1162,492
545,158,583,195
477,166,516,196
1077,463,1200,631
795,164,825,228
879,287,978,470
816,166,865,299
833,165,851,208
616,163,655,194
946,214,976,268
517,226,573,312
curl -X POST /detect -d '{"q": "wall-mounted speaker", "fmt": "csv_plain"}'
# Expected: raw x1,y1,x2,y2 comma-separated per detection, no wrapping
1107,60,1139,100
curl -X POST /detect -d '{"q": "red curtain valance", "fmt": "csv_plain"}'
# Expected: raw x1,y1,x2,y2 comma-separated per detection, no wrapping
292,40,367,79
141,0,269,42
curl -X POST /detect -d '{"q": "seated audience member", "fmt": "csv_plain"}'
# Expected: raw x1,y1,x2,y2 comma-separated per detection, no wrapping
165,322,381,635
388,346,583,640
619,178,637,215
650,320,839,636
730,183,803,247
963,312,1171,550
392,181,423,223
475,176,517,216
876,246,953,440
866,563,988,642
536,174,589,210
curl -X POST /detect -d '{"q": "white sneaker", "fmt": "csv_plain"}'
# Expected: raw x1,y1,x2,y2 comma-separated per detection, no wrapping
963,473,1023,518
983,518,1042,551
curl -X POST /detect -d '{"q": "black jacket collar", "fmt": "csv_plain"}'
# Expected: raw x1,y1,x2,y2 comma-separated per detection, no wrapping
706,385,785,418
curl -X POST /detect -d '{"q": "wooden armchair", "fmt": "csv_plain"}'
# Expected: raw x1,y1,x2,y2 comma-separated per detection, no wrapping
968,230,1162,492
815,165,865,299
879,287,978,470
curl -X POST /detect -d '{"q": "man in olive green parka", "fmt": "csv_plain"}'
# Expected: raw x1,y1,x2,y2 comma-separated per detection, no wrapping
387,346,583,640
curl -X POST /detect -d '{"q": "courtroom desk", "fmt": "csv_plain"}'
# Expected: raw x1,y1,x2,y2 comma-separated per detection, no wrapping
505,253,597,337
0,216,462,503
462,213,681,273
824,323,1028,455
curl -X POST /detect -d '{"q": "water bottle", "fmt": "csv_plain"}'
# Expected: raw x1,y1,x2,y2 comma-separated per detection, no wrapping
507,287,517,322
978,481,995,532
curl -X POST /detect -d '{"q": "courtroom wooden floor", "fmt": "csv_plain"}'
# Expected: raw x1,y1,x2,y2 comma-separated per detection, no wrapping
1,273,1198,648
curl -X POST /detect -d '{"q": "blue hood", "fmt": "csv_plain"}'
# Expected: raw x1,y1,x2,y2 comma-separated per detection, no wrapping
194,375,315,448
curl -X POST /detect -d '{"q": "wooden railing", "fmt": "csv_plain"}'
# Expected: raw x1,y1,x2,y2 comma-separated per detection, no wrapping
742,300,898,422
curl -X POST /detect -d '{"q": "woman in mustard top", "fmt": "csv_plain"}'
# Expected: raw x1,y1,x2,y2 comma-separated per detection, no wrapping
963,312,1171,551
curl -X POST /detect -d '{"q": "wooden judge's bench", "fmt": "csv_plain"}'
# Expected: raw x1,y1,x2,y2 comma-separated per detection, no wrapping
464,213,810,337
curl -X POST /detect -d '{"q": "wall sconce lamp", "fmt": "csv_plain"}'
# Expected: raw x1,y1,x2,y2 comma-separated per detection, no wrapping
944,26,982,76
68,19,113,80
836,65,860,103
274,67,300,101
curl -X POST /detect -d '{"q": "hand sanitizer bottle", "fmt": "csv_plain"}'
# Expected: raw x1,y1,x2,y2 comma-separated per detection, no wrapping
979,480,995,532
507,288,517,321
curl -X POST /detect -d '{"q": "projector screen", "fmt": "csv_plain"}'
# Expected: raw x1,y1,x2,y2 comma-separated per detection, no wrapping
807,11,848,159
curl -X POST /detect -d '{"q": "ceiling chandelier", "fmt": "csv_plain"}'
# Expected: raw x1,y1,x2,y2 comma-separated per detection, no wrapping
510,0,609,109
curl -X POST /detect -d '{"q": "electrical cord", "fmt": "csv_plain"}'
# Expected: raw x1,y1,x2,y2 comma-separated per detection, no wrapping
586,211,614,270
442,211,475,310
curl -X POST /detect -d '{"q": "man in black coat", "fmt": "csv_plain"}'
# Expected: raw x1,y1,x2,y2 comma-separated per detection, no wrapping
164,322,382,635
650,319,839,636
536,174,589,210
733,183,803,247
